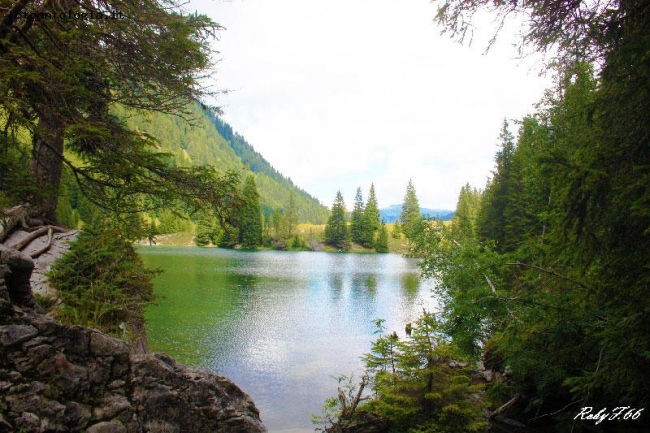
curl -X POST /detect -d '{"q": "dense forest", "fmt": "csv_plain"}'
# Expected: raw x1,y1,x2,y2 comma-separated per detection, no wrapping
319,1,650,432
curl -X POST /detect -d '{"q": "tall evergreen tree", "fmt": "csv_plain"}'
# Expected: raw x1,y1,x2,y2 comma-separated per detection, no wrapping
361,183,381,248
477,120,515,251
451,183,481,241
194,209,221,247
350,187,365,245
286,191,299,239
392,221,403,239
400,179,423,241
324,191,350,251
375,222,389,253
0,0,237,223
238,175,263,249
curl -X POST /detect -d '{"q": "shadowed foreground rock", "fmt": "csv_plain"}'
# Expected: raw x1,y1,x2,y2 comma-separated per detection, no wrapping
0,245,267,432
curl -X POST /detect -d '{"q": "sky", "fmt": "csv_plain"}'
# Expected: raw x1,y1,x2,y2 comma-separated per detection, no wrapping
188,0,552,210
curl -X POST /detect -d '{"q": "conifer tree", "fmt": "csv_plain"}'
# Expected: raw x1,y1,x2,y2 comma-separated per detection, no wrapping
361,183,381,248
392,221,402,239
350,187,365,245
477,120,515,251
375,222,389,253
238,175,263,249
194,209,221,246
287,191,299,239
324,191,350,251
451,183,481,240
400,179,423,241
0,0,237,222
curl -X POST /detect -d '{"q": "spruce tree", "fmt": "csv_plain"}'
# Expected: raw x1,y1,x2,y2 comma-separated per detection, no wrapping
362,183,381,248
0,0,235,222
194,209,221,246
324,191,350,251
350,187,365,245
400,179,423,241
375,222,389,253
287,191,298,239
451,183,481,241
392,221,402,239
238,175,263,249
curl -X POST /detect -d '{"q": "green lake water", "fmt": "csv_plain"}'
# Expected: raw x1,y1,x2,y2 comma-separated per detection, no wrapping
140,247,437,432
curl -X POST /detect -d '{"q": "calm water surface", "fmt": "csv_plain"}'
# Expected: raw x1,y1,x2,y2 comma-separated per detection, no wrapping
140,247,437,432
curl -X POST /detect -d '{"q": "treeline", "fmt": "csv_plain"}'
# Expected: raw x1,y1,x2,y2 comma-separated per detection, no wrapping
322,180,426,252
194,175,315,250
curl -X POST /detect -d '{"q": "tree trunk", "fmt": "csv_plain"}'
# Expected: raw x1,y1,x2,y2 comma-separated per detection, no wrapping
31,107,64,223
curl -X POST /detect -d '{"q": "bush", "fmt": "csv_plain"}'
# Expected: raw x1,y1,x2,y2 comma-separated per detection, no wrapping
47,225,156,337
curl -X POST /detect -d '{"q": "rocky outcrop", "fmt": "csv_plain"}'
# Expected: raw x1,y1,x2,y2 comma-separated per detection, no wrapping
0,245,267,432
3,228,78,298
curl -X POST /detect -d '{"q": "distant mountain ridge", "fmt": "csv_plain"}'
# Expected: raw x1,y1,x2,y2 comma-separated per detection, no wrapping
379,204,454,223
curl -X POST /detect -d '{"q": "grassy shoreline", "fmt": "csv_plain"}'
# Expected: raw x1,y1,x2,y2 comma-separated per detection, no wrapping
140,223,412,254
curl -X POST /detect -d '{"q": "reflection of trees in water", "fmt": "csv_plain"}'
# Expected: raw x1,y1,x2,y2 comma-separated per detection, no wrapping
329,273,344,302
350,273,378,304
228,273,260,291
400,273,420,300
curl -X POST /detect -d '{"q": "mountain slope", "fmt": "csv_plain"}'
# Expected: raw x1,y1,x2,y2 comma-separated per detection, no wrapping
112,103,328,223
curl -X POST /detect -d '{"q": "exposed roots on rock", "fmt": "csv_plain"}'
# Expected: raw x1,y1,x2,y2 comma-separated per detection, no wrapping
1,205,68,257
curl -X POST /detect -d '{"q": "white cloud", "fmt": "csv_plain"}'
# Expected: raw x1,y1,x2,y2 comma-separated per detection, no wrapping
190,0,552,210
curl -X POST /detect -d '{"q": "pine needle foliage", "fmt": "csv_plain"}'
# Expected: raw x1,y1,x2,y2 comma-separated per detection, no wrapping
318,313,486,433
47,226,157,337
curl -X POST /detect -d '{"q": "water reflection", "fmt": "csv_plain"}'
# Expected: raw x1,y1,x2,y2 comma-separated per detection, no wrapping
401,272,421,298
141,248,437,432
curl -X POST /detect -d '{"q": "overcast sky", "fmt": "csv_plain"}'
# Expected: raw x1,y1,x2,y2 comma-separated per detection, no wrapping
188,0,552,210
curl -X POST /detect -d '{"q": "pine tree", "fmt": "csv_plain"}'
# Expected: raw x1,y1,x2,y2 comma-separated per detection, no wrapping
400,179,423,241
287,190,298,238
362,183,381,248
375,222,389,253
350,187,365,245
451,183,481,241
324,191,350,251
238,175,263,249
392,221,402,239
195,209,220,246
0,0,235,222
477,120,515,251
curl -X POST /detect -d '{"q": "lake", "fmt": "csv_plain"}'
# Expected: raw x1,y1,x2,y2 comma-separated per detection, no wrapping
140,247,437,432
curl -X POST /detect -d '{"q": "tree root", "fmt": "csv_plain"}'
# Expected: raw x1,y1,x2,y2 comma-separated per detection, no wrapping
30,227,54,259
9,225,68,253
1,205,68,257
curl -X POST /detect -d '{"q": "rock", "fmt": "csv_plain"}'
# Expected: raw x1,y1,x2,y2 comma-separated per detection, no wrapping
0,236,267,433
86,420,127,433
0,245,35,308
4,229,79,298
0,324,38,346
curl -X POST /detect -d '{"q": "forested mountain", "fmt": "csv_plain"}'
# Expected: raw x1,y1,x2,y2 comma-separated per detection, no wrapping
112,103,328,224
379,204,454,223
